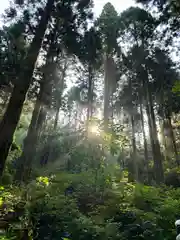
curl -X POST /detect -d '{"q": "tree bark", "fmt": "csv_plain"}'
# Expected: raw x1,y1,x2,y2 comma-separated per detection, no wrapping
140,102,149,172
141,67,164,183
160,120,170,163
0,0,54,176
53,58,67,130
54,105,60,131
103,54,116,131
16,22,62,181
167,115,180,166
14,87,43,181
148,89,164,183
17,75,52,182
131,115,139,181
142,71,164,183
86,64,93,132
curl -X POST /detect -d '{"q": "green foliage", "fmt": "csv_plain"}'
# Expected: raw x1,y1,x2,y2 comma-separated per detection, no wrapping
1,0,180,239
0,171,180,240
172,81,180,96
96,2,119,54
29,170,121,240
29,178,180,239
120,7,156,43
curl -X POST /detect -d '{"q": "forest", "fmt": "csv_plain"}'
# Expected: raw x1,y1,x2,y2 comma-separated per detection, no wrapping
0,0,180,239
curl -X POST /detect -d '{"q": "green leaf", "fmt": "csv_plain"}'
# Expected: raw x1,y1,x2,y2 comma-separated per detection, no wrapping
172,81,180,95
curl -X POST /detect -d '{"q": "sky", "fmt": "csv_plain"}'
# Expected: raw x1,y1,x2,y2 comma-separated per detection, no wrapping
0,0,136,17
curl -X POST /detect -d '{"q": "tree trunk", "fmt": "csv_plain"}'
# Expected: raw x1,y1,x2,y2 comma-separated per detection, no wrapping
54,106,60,131
142,77,164,183
37,107,47,135
148,90,164,183
140,102,149,172
17,27,61,181
103,54,116,131
0,0,54,177
17,101,48,182
141,68,164,183
167,115,180,166
53,57,67,130
103,54,109,130
160,120,170,163
131,115,139,181
14,87,43,181
86,64,93,132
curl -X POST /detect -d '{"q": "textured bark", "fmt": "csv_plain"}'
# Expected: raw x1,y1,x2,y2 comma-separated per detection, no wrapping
0,0,54,176
131,115,139,181
148,90,164,183
103,54,116,131
167,115,180,166
54,105,60,131
54,58,67,130
160,120,170,163
140,102,149,171
17,72,53,182
36,107,47,135
142,68,164,183
0,0,55,177
86,64,93,132
17,20,63,181
14,87,43,181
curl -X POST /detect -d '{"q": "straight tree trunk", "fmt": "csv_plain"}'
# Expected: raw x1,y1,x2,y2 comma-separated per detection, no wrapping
167,115,180,166
54,105,60,131
140,102,149,172
131,115,139,181
148,89,164,183
53,57,67,130
36,107,47,136
141,67,164,183
146,104,154,152
103,54,116,131
160,120,170,163
86,64,93,132
103,54,110,130
142,73,164,183
0,0,54,176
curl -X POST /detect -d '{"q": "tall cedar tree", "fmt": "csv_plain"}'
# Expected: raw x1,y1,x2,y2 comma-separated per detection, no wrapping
96,3,119,130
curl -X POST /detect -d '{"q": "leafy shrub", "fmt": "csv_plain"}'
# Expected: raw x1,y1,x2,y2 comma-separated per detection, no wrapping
1,173,180,240
29,172,120,240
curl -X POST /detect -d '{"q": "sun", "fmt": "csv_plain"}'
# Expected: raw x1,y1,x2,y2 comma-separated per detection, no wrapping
89,124,100,135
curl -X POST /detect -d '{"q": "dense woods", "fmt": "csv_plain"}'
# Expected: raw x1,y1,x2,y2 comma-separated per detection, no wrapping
0,0,180,239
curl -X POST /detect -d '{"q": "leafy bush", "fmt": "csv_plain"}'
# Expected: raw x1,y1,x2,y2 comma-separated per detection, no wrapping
1,172,180,240
29,171,120,240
